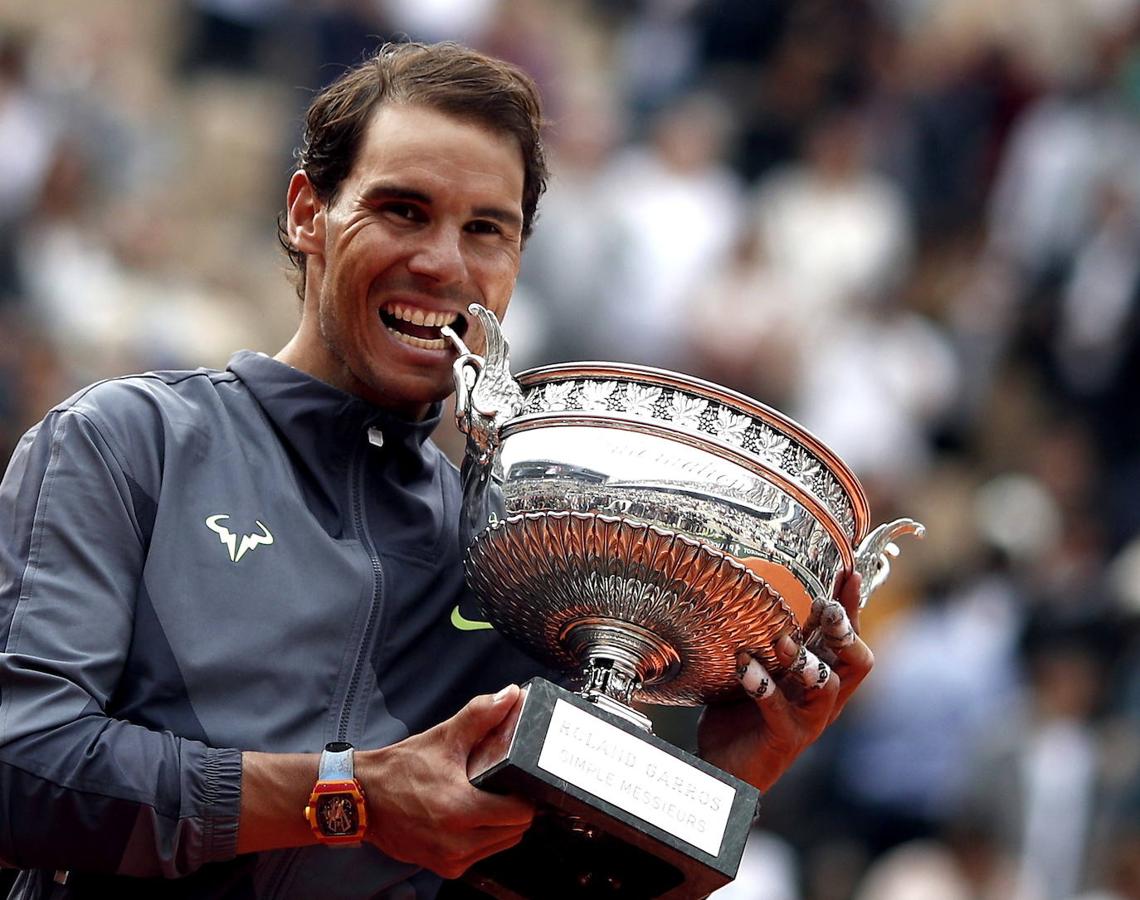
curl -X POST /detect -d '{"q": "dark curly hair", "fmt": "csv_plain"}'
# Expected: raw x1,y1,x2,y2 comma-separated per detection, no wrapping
279,41,548,300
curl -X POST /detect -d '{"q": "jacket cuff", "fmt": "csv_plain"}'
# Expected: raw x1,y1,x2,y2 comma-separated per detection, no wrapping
201,747,243,863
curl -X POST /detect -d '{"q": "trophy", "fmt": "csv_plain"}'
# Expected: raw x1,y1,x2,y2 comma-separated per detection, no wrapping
442,307,923,899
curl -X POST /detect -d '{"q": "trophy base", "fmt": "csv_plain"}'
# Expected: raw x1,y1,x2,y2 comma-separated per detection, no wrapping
452,678,759,899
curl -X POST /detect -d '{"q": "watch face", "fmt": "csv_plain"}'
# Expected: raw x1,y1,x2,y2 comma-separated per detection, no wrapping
317,793,360,837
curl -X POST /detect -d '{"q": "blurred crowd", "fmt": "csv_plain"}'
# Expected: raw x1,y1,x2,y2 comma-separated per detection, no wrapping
1,1,1139,898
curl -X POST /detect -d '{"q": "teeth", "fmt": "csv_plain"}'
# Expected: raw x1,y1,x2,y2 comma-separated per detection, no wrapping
384,304,458,328
385,325,447,350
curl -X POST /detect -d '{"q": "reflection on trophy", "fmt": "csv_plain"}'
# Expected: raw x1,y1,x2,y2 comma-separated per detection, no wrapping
443,305,923,900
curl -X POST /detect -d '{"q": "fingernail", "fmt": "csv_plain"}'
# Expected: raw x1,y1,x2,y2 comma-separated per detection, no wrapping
735,651,751,678
493,685,516,704
736,653,775,699
776,634,799,665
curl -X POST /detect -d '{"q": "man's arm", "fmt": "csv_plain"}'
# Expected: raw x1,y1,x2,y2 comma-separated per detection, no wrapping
0,406,534,881
237,685,534,879
0,408,242,876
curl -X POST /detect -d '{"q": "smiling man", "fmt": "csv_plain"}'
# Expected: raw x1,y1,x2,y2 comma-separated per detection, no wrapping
0,42,872,899
277,100,527,418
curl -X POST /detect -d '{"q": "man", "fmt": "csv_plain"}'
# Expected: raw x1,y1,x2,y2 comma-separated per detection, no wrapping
0,42,871,898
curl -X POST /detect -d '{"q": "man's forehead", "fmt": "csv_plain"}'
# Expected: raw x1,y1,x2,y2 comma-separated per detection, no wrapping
358,102,522,163
347,104,525,206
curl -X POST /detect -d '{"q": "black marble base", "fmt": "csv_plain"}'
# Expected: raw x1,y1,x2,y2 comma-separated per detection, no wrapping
449,678,759,900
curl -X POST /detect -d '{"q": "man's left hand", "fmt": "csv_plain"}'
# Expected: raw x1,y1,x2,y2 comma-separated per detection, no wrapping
696,572,872,792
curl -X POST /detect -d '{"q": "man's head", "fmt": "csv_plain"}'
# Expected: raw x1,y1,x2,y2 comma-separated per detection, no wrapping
281,41,548,301
277,42,547,420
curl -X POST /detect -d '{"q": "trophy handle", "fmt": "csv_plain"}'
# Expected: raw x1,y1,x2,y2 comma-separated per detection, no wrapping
852,518,925,608
444,305,525,552
444,303,525,467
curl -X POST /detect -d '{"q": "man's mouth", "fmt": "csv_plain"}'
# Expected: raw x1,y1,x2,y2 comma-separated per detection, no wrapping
378,303,467,351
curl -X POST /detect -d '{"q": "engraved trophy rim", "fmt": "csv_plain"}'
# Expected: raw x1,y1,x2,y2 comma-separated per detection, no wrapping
500,414,857,575
514,360,872,543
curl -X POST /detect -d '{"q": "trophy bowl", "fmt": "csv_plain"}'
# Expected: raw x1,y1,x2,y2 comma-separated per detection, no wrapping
452,307,922,715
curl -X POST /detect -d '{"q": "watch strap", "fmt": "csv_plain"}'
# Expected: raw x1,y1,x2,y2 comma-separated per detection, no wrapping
318,741,355,781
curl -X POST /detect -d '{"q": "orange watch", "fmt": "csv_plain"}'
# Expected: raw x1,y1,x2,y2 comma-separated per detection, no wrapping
305,742,367,847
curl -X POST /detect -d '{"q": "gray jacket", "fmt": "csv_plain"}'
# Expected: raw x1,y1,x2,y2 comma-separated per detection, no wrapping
0,350,547,898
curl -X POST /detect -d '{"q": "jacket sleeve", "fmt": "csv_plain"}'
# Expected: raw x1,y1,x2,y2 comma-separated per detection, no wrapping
0,406,242,877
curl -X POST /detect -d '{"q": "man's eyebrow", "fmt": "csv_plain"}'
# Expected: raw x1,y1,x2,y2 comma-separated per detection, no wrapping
360,183,432,205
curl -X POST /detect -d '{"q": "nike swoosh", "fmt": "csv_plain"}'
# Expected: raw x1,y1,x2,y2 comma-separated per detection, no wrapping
450,605,494,631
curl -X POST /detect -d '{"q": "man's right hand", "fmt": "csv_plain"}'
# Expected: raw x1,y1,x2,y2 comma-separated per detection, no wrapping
357,684,534,878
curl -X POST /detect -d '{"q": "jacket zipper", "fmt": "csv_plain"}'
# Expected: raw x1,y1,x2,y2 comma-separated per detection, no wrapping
337,435,384,742
264,437,382,898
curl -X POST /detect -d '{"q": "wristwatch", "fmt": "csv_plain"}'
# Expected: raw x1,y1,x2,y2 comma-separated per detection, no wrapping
304,742,368,846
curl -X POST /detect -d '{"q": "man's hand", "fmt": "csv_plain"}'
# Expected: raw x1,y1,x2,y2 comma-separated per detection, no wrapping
357,685,534,879
696,572,872,792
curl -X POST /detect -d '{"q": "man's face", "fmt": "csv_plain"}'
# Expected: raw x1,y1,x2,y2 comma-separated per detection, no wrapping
283,103,526,418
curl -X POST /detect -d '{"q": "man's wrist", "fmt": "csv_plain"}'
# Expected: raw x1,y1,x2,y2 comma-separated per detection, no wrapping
237,751,323,855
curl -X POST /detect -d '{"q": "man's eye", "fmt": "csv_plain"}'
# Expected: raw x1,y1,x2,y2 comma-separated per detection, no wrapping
383,203,424,222
467,220,502,235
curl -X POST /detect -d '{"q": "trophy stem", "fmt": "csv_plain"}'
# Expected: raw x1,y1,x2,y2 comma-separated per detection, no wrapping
562,618,682,733
581,656,640,705
580,659,655,732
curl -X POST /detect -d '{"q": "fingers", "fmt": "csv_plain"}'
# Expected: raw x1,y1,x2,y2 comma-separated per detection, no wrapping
439,825,532,879
835,570,864,632
462,789,535,828
805,571,861,646
807,592,874,724
780,635,834,691
737,652,777,699
447,684,522,751
736,629,848,738
815,597,873,672
738,634,839,707
737,639,836,698
470,825,532,858
715,581,875,792
363,691,540,881
412,789,534,879
818,597,858,650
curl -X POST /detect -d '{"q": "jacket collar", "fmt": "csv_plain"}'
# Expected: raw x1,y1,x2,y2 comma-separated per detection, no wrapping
227,350,442,465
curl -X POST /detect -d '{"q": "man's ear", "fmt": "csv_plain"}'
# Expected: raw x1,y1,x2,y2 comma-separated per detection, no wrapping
286,170,325,254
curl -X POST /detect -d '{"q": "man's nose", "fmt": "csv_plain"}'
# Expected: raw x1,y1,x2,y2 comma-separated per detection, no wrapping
407,225,467,284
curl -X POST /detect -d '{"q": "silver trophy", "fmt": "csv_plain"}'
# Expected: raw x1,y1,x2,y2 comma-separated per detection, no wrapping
443,306,923,900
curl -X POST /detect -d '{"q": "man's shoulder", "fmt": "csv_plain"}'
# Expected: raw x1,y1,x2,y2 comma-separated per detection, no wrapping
55,364,243,432
44,362,259,472
64,364,235,410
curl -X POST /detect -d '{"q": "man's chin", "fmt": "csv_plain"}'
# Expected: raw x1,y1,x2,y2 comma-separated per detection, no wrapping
368,370,454,420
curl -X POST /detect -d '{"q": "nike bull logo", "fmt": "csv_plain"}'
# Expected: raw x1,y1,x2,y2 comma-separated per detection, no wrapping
205,515,274,562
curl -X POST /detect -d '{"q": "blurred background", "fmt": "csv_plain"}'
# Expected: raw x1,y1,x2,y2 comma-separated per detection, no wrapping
1,0,1138,897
